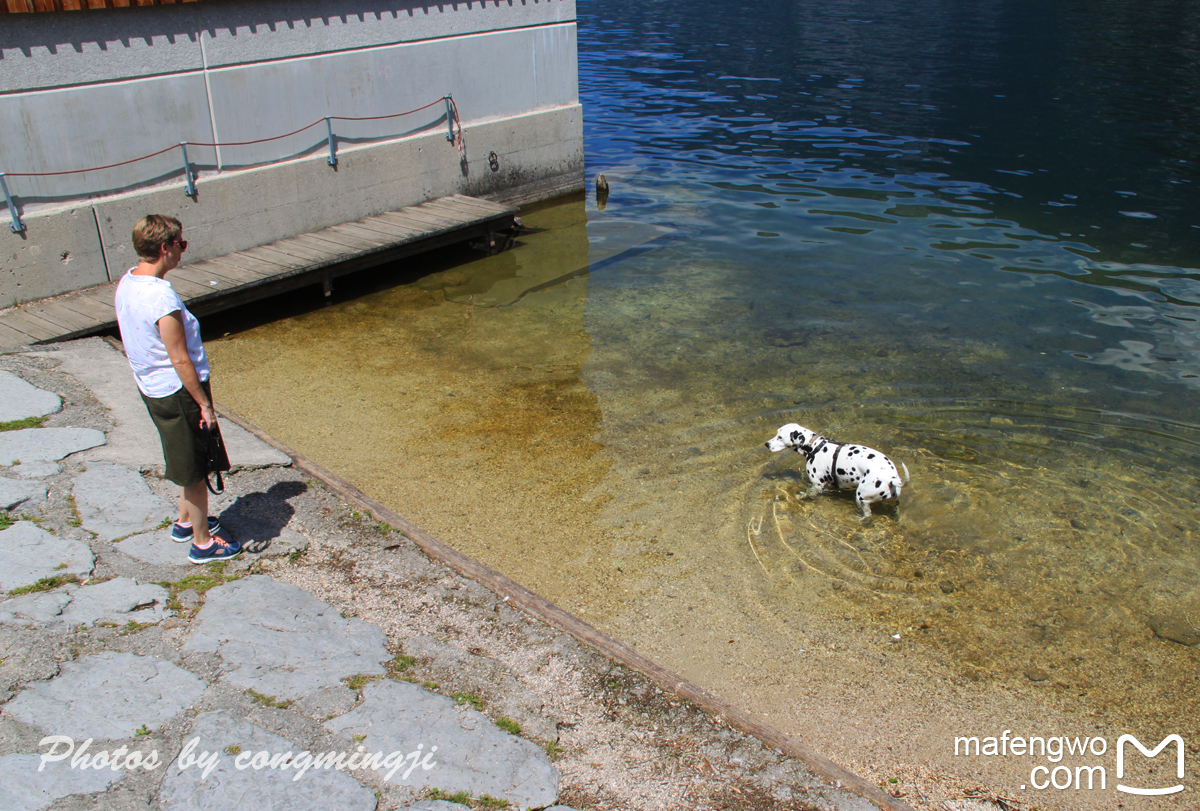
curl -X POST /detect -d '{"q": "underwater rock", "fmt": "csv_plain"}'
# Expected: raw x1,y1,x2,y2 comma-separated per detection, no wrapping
1147,612,1200,646
596,173,609,209
1024,667,1050,682
764,328,808,347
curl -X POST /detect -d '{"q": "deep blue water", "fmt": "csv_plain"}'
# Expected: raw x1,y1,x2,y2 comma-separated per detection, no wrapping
570,0,1200,740
578,0,1200,409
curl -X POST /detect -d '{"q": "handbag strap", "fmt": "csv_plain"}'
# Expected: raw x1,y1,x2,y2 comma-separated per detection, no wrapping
201,421,226,495
206,469,224,496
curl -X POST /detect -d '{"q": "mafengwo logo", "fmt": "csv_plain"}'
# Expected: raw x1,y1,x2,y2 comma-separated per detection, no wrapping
1117,735,1185,796
953,730,1190,796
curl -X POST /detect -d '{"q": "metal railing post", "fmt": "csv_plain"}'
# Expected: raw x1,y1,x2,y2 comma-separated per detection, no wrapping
326,117,338,166
444,95,455,142
0,173,25,233
180,142,196,196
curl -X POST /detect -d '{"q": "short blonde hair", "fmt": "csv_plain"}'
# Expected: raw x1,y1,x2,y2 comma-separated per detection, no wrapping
132,215,182,261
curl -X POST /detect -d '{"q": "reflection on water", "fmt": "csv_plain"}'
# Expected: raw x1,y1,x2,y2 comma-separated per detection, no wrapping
209,1,1200,805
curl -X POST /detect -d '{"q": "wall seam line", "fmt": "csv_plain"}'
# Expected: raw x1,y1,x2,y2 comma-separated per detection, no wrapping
92,206,112,283
199,30,222,171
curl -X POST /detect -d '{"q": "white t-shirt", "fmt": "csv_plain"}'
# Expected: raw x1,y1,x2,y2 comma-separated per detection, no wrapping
114,269,210,398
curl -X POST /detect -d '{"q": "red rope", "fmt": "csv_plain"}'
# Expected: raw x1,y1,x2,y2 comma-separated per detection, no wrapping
187,117,326,148
6,143,180,178
332,97,446,122
6,96,453,178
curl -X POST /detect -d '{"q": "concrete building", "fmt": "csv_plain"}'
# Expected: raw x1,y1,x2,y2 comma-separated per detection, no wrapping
0,0,582,304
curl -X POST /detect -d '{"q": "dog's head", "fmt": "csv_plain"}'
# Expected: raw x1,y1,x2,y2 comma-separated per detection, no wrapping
765,423,814,453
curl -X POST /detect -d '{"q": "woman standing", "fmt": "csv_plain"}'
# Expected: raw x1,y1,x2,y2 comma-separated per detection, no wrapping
114,214,241,563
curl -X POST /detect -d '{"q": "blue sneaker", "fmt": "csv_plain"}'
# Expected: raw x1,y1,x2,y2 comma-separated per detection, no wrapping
188,533,242,564
171,517,222,543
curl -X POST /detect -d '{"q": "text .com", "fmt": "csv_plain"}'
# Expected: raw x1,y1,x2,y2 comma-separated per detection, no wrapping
954,731,1188,795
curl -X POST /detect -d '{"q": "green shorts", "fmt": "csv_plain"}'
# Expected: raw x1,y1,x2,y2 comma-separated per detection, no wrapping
141,380,212,487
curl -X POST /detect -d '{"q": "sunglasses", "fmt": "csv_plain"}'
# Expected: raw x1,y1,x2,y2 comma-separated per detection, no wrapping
167,238,188,252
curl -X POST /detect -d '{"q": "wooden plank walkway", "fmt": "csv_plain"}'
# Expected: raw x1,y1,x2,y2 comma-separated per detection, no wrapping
0,194,518,347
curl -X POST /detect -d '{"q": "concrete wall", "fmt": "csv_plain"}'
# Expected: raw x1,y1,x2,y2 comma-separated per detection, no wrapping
0,0,582,305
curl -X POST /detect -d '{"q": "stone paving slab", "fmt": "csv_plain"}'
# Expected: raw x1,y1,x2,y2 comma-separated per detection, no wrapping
4,651,206,741
325,679,559,810
112,529,192,569
6,460,61,479
0,752,123,811
0,576,170,628
0,370,62,423
0,476,48,511
0,427,106,466
42,339,292,472
0,522,95,593
158,710,377,811
72,463,172,542
183,576,390,701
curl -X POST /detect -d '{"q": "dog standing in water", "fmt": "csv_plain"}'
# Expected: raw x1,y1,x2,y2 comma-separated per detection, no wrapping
766,422,909,520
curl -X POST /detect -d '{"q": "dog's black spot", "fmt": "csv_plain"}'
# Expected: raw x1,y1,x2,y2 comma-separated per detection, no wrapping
875,480,882,487
867,453,875,459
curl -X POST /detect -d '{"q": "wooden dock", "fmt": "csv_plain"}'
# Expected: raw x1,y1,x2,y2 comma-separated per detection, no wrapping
0,194,518,348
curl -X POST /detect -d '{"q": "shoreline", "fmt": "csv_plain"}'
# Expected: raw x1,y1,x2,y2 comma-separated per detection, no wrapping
0,337,908,811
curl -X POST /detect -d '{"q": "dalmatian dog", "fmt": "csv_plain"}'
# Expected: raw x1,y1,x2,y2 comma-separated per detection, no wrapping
766,422,909,520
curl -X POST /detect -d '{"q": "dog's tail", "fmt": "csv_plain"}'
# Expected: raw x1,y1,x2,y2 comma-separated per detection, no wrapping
888,462,910,500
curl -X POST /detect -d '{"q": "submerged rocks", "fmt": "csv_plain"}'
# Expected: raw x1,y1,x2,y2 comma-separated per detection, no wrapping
1148,612,1200,646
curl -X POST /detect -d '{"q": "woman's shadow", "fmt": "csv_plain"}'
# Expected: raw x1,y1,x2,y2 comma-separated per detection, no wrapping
216,480,307,554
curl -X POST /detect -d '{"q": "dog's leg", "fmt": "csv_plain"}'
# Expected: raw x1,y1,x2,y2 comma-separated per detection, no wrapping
856,491,874,523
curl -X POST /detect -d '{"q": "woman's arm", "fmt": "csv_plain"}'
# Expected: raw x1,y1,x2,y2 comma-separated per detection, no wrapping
158,310,217,428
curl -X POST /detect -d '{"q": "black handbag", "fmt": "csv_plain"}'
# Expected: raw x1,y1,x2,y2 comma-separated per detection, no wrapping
201,421,231,495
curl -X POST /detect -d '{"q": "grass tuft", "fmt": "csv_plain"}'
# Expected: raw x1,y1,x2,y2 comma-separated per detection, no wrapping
0,416,47,432
8,573,78,596
343,673,380,692
427,789,471,805
247,689,292,709
453,692,483,712
494,717,521,736
154,560,239,603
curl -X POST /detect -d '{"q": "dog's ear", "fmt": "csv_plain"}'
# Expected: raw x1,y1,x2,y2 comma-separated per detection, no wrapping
790,430,802,443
